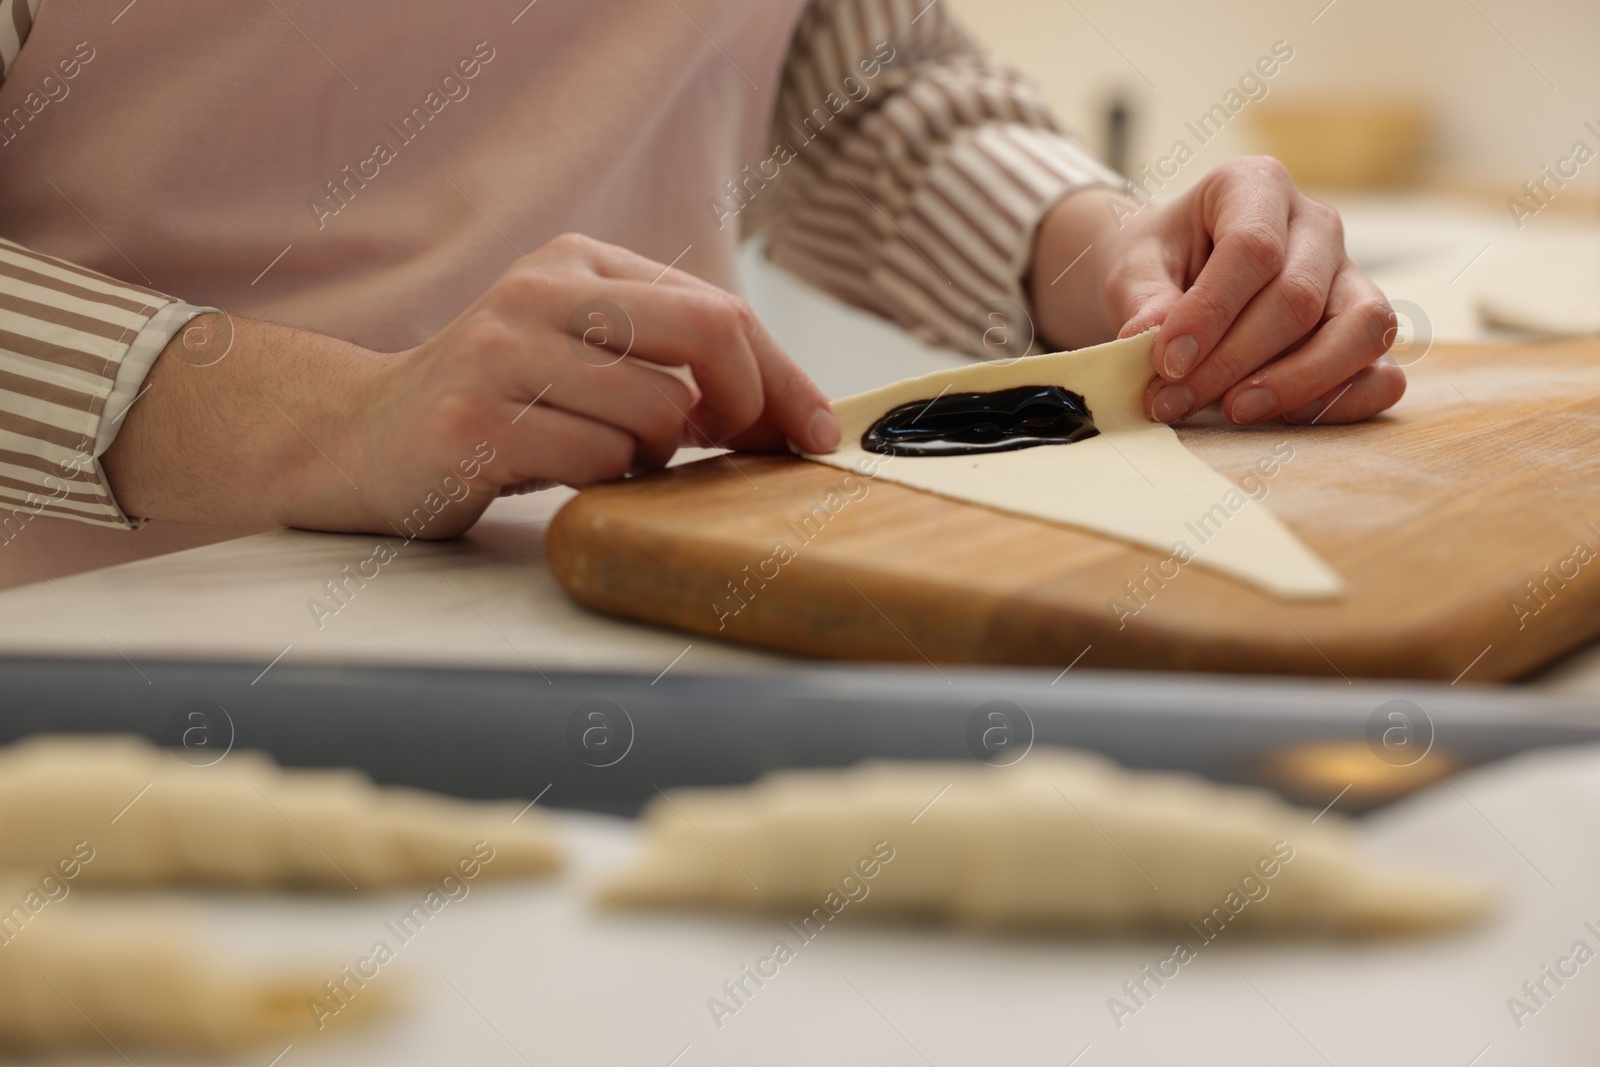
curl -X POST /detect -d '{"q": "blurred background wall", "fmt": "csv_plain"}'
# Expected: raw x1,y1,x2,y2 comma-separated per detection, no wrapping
950,0,1599,201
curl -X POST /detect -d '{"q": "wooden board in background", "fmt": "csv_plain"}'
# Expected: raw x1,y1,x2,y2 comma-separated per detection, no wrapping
547,340,1600,682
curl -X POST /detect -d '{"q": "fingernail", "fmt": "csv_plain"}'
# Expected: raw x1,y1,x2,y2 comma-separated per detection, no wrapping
1162,334,1200,379
1229,386,1277,425
1150,384,1194,424
808,407,840,452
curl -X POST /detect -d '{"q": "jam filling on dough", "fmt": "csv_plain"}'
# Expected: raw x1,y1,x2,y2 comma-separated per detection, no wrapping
861,385,1100,457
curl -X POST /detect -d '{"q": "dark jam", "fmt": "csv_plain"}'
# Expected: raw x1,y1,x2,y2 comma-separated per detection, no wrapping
861,385,1099,457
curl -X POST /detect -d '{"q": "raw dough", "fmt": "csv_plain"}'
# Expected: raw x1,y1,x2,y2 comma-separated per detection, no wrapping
802,330,1344,598
1473,234,1600,338
0,889,388,1055
0,735,561,888
600,749,1491,935
1478,290,1600,338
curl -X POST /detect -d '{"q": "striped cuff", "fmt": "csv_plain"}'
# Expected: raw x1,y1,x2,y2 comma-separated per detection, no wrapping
95,301,216,459
878,122,1123,357
0,237,177,533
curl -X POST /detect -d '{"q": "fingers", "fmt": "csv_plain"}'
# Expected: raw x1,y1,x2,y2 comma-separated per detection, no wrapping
1281,360,1407,425
497,404,639,488
1216,261,1400,425
578,279,838,452
1106,240,1185,340
538,358,691,470
1132,158,1398,428
695,318,838,453
695,297,838,453
1156,200,1343,423
1153,158,1295,382
506,236,839,453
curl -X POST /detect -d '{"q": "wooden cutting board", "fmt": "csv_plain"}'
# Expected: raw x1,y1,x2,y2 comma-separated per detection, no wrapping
546,339,1600,682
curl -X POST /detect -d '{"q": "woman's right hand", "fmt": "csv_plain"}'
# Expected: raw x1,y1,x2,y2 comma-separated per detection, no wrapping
348,233,839,537
107,233,840,537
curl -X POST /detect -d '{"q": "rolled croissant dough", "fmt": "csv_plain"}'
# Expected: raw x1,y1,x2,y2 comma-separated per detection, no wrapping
0,891,389,1054
0,735,565,1055
0,735,562,889
801,329,1343,598
601,750,1492,935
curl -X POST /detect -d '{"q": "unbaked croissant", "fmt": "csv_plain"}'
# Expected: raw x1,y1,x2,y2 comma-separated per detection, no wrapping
0,735,560,889
0,889,389,1055
601,749,1491,935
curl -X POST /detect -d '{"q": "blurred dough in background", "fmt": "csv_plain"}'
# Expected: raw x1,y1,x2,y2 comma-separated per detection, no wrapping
0,886,386,1056
0,734,566,1057
602,748,1492,936
1340,220,1600,346
1473,237,1600,339
0,735,561,889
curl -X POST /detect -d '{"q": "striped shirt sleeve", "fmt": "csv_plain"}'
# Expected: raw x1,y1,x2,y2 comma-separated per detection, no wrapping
755,0,1126,358
0,0,217,534
0,237,189,531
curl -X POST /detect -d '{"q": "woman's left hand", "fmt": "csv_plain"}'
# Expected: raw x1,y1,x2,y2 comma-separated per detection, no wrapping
1029,156,1405,426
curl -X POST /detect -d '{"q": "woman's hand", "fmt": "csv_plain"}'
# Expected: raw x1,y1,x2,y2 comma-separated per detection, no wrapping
1028,156,1405,427
350,233,839,536
106,233,838,536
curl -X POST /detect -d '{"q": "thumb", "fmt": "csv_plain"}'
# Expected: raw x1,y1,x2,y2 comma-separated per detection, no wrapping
1117,290,1180,339
1110,244,1184,343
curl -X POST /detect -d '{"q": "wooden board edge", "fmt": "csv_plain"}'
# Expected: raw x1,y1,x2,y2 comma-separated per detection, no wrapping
547,483,1540,682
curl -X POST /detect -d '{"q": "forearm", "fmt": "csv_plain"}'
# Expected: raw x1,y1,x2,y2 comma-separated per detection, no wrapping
1028,186,1146,352
103,230,841,540
100,316,392,531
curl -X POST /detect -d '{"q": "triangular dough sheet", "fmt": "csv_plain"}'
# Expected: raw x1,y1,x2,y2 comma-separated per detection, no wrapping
801,330,1344,599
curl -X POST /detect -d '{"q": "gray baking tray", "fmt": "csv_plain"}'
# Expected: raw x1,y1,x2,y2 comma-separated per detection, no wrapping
2,656,1596,816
